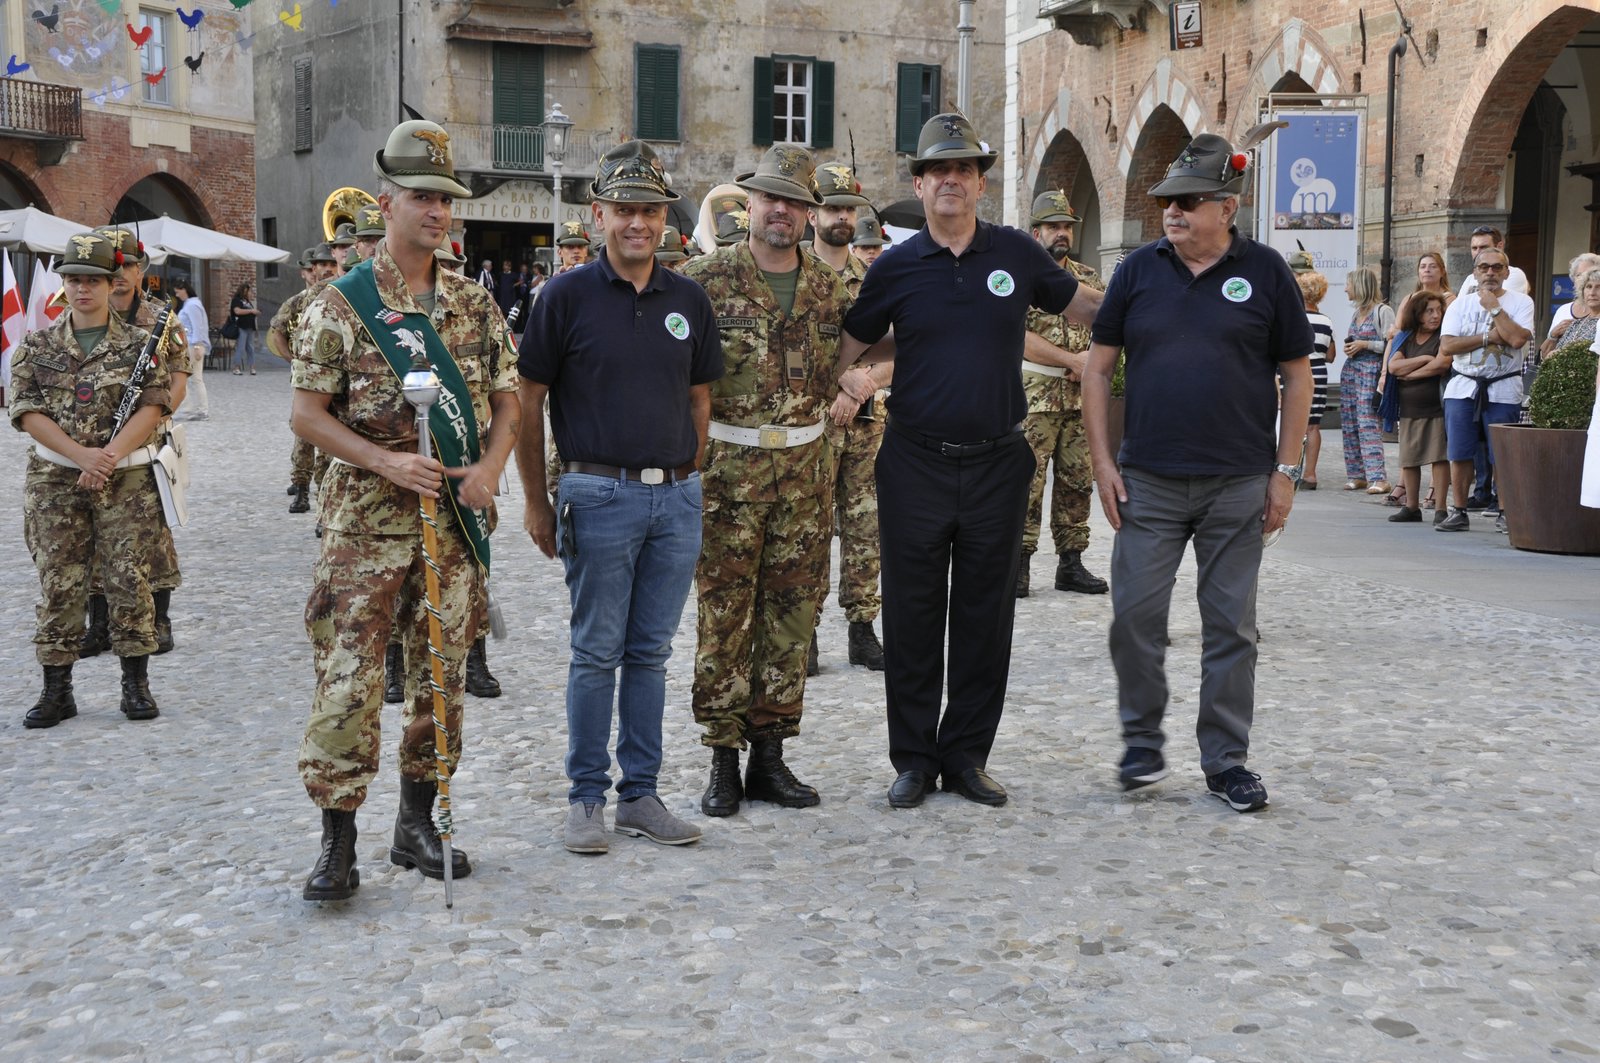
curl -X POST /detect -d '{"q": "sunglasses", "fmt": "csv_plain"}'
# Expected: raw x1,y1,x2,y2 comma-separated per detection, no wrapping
1156,193,1229,212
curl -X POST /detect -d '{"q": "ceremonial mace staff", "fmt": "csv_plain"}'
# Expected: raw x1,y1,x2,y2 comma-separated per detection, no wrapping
401,353,457,909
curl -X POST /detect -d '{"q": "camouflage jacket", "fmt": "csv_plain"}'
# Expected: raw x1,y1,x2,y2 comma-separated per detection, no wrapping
271,282,327,359
809,247,866,303
291,241,519,535
122,291,192,376
682,242,849,501
9,311,170,451
1023,258,1103,414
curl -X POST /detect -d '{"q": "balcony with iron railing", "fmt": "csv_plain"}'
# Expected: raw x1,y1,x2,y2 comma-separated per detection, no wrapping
450,122,605,178
0,78,84,144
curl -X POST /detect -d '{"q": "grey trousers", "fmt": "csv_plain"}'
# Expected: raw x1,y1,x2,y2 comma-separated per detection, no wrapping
1108,469,1267,775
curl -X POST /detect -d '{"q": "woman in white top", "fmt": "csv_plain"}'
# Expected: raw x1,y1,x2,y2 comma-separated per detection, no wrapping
172,278,209,421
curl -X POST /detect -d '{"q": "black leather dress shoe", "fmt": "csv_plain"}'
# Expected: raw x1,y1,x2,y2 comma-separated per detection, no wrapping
942,768,1008,806
887,770,934,808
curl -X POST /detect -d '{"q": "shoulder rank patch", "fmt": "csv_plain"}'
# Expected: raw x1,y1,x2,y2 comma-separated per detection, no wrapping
314,328,344,360
717,316,759,329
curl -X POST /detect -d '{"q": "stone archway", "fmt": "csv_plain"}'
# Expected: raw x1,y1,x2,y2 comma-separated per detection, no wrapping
1229,19,1345,143
1117,59,1207,180
0,161,49,213
1123,104,1192,244
114,173,213,228
1031,128,1102,272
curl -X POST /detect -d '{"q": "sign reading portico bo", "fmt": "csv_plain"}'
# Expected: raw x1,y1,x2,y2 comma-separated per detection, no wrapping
453,180,589,225
1170,1,1202,50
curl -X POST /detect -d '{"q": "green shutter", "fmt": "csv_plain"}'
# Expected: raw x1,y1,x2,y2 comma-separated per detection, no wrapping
896,63,922,153
636,46,680,140
812,60,834,150
492,45,546,169
753,56,774,146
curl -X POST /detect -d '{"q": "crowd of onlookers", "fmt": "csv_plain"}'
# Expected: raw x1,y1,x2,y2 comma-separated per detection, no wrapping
1289,225,1558,534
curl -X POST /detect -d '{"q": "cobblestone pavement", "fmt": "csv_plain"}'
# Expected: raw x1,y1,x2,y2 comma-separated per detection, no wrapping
2,373,1597,1062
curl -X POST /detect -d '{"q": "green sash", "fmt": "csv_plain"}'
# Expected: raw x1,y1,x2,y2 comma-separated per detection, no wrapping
329,260,491,574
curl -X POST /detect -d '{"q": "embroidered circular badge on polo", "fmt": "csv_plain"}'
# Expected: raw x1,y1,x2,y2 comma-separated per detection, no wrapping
987,270,1016,297
1221,277,1253,303
75,382,93,404
665,312,690,340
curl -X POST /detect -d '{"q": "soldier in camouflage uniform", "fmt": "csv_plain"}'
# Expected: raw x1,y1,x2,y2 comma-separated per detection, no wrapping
555,220,590,271
291,121,521,902
808,162,887,673
270,242,339,515
682,145,849,818
1019,190,1108,598
75,227,191,658
13,231,170,728
851,214,888,268
353,204,385,260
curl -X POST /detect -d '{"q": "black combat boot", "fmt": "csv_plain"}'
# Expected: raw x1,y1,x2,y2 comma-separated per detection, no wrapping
847,621,885,671
806,631,820,677
24,664,77,729
153,590,174,655
303,808,360,901
382,642,404,704
1015,554,1031,598
289,483,310,514
464,637,501,698
389,777,472,880
287,483,300,496
744,737,820,808
1055,551,1108,594
79,594,110,658
118,654,159,720
701,746,743,817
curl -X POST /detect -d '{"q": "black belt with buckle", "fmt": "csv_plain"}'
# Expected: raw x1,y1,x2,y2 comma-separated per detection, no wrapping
562,460,697,484
889,420,1023,457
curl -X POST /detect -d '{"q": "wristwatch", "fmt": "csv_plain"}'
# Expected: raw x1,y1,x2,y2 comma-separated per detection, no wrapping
1273,463,1302,484
1489,307,1503,318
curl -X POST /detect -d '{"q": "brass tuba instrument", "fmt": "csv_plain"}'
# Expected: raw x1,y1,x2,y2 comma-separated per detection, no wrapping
323,187,377,240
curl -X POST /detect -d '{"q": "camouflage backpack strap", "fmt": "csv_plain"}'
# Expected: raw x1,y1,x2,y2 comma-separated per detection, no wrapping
327,261,492,574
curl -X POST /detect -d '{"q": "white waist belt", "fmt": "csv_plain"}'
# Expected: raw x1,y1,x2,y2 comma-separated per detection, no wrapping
1022,362,1068,378
33,443,158,470
708,418,826,449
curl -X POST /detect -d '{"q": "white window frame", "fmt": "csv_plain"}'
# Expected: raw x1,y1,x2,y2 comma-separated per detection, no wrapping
139,10,170,106
772,58,811,146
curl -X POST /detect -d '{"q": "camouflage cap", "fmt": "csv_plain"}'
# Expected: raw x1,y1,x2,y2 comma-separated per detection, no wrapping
591,140,680,203
736,144,825,206
910,112,997,177
556,220,590,246
851,215,888,247
57,231,123,276
352,204,386,237
1029,190,1080,225
655,226,689,263
373,119,474,199
330,222,358,248
817,162,871,208
92,226,148,266
1149,133,1248,197
307,242,339,265
1286,249,1315,273
715,207,750,246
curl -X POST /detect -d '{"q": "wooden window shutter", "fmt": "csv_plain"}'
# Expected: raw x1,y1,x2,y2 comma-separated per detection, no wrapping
812,60,834,150
752,56,774,146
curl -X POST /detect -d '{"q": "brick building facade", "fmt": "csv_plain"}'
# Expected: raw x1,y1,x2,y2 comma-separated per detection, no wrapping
1008,0,1600,337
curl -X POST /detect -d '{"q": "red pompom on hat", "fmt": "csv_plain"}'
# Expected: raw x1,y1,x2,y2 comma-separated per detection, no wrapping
1230,153,1248,172
113,249,124,266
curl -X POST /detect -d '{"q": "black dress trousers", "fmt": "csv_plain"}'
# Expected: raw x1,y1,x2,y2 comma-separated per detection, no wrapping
874,426,1037,777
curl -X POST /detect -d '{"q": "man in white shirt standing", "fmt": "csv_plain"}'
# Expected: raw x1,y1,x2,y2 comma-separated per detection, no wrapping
1437,247,1534,531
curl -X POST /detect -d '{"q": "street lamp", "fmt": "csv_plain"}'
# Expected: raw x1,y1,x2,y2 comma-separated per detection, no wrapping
543,101,574,250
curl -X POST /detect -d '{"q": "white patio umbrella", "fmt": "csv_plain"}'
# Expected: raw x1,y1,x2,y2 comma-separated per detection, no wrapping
0,206,97,255
137,215,292,264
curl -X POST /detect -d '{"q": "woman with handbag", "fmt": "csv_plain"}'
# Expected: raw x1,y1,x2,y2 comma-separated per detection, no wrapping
1340,266,1393,494
228,280,261,376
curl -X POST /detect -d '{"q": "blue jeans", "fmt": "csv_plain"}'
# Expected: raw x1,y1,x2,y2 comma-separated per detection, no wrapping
1444,398,1521,463
558,472,702,804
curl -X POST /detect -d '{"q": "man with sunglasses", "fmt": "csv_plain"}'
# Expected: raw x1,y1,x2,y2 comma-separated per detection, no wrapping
1082,132,1314,814
1458,226,1529,298
1437,246,1534,532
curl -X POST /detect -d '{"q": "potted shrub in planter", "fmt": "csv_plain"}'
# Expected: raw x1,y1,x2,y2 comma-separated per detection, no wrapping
1488,340,1600,555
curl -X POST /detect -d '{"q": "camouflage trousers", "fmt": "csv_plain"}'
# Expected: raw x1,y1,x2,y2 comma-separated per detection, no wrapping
822,417,885,623
289,435,327,489
1023,408,1093,556
25,459,162,665
89,524,179,595
693,490,830,747
299,523,481,811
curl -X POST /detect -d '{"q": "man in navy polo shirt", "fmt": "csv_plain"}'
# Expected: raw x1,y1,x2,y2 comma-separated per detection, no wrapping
831,113,1103,810
1082,132,1314,813
516,140,723,854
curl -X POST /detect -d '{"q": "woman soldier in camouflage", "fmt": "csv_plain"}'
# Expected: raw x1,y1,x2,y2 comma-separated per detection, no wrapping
11,230,171,727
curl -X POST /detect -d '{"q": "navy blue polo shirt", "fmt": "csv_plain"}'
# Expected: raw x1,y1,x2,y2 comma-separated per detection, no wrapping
519,248,722,469
843,221,1078,441
1091,230,1313,477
